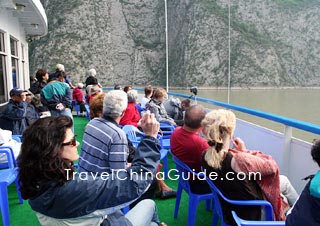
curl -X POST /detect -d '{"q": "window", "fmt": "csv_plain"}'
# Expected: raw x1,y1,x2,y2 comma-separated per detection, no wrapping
10,37,19,88
0,32,6,104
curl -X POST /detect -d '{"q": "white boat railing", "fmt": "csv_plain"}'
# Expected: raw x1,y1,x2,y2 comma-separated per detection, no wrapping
167,91,319,193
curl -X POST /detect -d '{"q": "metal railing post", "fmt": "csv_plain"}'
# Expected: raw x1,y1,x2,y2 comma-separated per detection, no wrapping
283,125,292,176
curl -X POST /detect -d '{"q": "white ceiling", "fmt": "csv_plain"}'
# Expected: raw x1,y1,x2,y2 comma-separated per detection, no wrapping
1,0,47,36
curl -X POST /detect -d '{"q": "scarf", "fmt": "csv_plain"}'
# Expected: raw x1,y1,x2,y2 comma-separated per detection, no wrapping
230,148,289,220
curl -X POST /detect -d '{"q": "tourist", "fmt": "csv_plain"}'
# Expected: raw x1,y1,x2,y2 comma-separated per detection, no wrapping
18,115,166,226
146,88,176,125
0,88,28,135
201,109,298,223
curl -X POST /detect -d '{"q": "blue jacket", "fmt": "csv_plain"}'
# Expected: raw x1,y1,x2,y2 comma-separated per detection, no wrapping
286,172,320,225
0,99,27,135
28,136,161,226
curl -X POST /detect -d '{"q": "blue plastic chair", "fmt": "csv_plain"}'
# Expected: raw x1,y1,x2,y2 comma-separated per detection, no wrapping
232,211,285,226
172,155,214,226
84,104,90,120
205,177,274,226
122,125,144,148
122,125,169,178
121,205,130,214
159,122,175,150
0,147,23,226
72,101,80,117
11,135,22,143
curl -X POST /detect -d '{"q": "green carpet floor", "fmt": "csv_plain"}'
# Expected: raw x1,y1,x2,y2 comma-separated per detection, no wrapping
1,117,213,226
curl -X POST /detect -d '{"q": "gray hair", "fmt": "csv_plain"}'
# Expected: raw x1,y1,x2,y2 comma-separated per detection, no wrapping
127,90,138,103
103,90,128,118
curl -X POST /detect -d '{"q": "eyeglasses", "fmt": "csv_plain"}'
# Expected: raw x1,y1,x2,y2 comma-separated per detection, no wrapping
62,135,77,146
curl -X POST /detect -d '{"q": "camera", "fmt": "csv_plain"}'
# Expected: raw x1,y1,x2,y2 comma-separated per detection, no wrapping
190,86,198,96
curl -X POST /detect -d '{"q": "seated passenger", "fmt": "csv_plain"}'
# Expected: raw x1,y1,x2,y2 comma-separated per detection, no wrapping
286,140,320,225
18,115,167,226
120,90,140,127
123,85,132,93
0,88,28,135
86,84,102,104
25,93,41,126
201,109,298,224
170,105,211,194
79,90,129,173
140,85,153,108
146,88,176,126
164,98,191,126
89,93,106,119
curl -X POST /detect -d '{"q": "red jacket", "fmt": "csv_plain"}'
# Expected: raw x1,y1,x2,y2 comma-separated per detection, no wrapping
119,103,140,127
72,87,84,102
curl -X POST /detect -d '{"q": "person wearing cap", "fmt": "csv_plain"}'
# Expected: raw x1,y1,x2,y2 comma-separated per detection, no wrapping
0,88,28,135
85,68,100,87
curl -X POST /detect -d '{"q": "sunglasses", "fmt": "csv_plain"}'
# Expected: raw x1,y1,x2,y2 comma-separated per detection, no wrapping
62,135,77,146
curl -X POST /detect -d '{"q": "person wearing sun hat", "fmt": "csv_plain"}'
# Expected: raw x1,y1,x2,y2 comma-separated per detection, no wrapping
0,88,28,134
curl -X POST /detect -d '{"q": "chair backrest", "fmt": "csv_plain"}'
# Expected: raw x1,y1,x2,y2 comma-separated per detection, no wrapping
159,122,175,136
205,177,275,223
122,125,145,147
232,211,285,226
172,155,205,194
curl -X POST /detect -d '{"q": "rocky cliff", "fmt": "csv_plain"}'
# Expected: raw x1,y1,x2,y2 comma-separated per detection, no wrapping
29,0,320,87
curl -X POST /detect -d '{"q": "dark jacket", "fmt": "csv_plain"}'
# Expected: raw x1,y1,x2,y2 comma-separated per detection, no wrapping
29,81,47,95
286,173,320,225
0,99,27,135
85,76,98,87
25,103,40,126
29,136,161,226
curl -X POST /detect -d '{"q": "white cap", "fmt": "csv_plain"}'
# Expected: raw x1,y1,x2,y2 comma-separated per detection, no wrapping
77,83,84,89
88,68,97,76
56,64,65,72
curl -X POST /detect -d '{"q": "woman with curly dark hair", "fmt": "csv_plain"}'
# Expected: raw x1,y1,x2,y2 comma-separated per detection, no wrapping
18,115,167,226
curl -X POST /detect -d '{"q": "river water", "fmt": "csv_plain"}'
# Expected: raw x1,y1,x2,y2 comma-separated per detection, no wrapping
170,88,320,142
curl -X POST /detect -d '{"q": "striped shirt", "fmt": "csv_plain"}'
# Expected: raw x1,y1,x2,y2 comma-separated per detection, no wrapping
78,117,129,174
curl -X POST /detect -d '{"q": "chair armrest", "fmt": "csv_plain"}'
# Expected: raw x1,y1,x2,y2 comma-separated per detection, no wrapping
232,211,285,225
227,199,273,220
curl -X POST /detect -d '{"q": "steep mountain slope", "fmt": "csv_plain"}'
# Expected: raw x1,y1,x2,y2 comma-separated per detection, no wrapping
29,0,320,87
